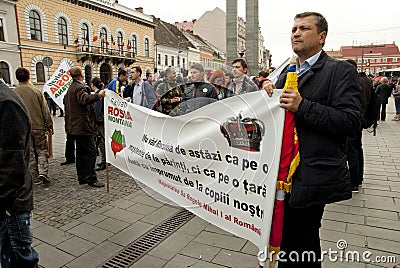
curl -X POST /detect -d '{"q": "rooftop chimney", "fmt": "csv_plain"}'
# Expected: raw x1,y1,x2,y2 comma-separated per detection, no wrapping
135,7,143,13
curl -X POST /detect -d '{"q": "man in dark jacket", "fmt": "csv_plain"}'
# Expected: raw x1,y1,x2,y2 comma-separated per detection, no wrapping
345,59,372,192
0,79,39,267
262,12,361,267
64,66,105,187
227,58,258,97
375,77,391,121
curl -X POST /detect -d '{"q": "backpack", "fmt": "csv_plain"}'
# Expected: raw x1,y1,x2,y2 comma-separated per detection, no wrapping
363,87,382,129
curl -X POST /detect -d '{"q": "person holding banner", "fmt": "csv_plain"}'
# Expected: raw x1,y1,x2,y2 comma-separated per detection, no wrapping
64,67,105,187
14,67,53,185
262,12,361,267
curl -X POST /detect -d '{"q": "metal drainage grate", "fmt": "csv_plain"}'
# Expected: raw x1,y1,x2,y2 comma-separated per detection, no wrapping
100,209,194,268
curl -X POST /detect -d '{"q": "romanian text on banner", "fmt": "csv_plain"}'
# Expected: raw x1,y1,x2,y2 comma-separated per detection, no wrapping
104,90,285,253
42,60,73,111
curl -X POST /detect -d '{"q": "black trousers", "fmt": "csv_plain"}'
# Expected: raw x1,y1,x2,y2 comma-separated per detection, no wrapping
346,128,364,188
380,102,387,121
65,134,76,162
278,196,325,268
71,135,97,184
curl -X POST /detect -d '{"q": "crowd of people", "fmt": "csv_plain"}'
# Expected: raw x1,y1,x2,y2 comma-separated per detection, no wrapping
1,10,400,268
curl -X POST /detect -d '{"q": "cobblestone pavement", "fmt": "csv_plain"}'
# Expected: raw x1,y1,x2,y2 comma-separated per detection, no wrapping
32,162,140,228
32,116,141,228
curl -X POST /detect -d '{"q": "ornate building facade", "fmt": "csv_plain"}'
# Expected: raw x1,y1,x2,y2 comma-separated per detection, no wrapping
15,0,155,86
0,0,20,86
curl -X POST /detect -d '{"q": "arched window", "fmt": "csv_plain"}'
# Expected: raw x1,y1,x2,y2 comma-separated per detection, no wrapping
84,65,92,86
144,38,150,57
58,17,68,45
29,10,42,41
0,62,10,84
117,32,123,52
36,62,45,83
82,23,89,48
132,35,137,55
100,63,111,85
100,28,107,51
0,19,4,41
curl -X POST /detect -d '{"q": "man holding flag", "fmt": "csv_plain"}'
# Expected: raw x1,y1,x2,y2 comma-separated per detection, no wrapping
262,12,361,267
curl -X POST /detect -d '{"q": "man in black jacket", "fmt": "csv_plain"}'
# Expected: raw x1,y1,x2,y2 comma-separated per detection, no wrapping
0,79,39,267
262,12,361,267
375,77,391,121
65,67,105,187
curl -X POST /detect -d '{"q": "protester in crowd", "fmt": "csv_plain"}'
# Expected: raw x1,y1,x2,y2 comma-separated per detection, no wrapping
183,63,218,100
261,12,361,267
91,77,106,171
153,70,166,91
64,66,105,187
144,72,154,86
14,67,53,185
176,75,184,86
345,59,372,192
258,70,268,85
375,77,392,121
268,66,276,75
123,65,156,109
107,69,128,96
0,79,39,267
224,71,234,88
392,79,400,121
209,70,227,100
155,67,181,114
169,63,218,115
227,58,258,97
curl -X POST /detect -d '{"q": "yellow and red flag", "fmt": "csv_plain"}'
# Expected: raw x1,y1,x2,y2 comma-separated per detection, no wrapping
269,56,300,256
93,32,98,42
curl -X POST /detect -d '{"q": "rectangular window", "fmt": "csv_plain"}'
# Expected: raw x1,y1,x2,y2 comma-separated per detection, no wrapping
376,58,381,63
165,55,168,66
357,58,362,63
370,59,375,63
0,18,4,41
171,56,175,66
157,54,161,65
383,58,387,62
393,58,397,62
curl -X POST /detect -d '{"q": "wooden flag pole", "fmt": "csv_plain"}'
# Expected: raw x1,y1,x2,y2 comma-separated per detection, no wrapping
106,162,109,193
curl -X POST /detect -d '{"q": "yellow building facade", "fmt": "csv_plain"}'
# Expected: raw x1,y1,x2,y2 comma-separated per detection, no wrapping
16,0,155,86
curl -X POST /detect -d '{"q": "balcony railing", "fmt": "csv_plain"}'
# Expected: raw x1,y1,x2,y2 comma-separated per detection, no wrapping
76,44,136,65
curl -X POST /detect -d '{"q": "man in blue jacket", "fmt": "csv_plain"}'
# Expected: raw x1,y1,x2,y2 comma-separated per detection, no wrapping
262,12,361,267
107,69,128,96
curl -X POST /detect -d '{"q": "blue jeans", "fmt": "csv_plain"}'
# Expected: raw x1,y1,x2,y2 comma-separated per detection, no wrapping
395,100,400,115
0,211,39,268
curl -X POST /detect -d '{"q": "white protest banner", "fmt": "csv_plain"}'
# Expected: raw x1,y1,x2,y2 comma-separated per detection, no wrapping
42,60,73,111
104,90,285,255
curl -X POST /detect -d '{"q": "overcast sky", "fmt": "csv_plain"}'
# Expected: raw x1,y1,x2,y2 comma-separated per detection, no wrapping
118,0,400,66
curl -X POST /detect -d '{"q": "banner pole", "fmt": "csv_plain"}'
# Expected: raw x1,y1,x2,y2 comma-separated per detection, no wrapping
106,162,109,193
